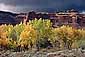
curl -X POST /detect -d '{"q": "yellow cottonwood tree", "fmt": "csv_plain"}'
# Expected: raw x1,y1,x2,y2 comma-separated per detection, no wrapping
19,23,37,48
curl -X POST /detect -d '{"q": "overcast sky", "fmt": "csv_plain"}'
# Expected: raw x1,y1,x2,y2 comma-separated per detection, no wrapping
0,0,85,13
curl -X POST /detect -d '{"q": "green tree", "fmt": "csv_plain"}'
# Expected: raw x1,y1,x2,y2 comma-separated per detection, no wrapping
29,19,54,49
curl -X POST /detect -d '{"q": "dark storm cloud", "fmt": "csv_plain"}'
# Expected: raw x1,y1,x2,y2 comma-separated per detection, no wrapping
0,0,85,12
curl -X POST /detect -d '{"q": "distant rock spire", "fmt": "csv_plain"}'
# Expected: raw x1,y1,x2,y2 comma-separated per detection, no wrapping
23,13,28,24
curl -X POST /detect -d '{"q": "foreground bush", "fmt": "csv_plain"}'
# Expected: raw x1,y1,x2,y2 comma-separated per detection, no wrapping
19,23,37,49
29,19,54,49
0,19,85,51
53,26,85,49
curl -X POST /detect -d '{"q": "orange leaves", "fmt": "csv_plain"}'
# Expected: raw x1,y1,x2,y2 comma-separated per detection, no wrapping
0,25,8,46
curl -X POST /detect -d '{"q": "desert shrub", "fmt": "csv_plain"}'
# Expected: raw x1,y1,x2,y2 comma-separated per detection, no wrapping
29,19,54,49
53,25,85,49
77,29,85,48
0,19,85,51
19,23,37,49
0,25,8,47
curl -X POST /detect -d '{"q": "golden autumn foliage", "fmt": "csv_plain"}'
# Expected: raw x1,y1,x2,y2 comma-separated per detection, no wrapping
53,25,85,49
0,19,84,50
0,25,8,46
19,23,37,48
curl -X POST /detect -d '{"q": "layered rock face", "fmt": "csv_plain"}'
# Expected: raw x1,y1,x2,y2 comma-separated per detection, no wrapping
0,11,18,25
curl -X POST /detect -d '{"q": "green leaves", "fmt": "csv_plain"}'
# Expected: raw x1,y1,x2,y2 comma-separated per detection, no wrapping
29,19,54,48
